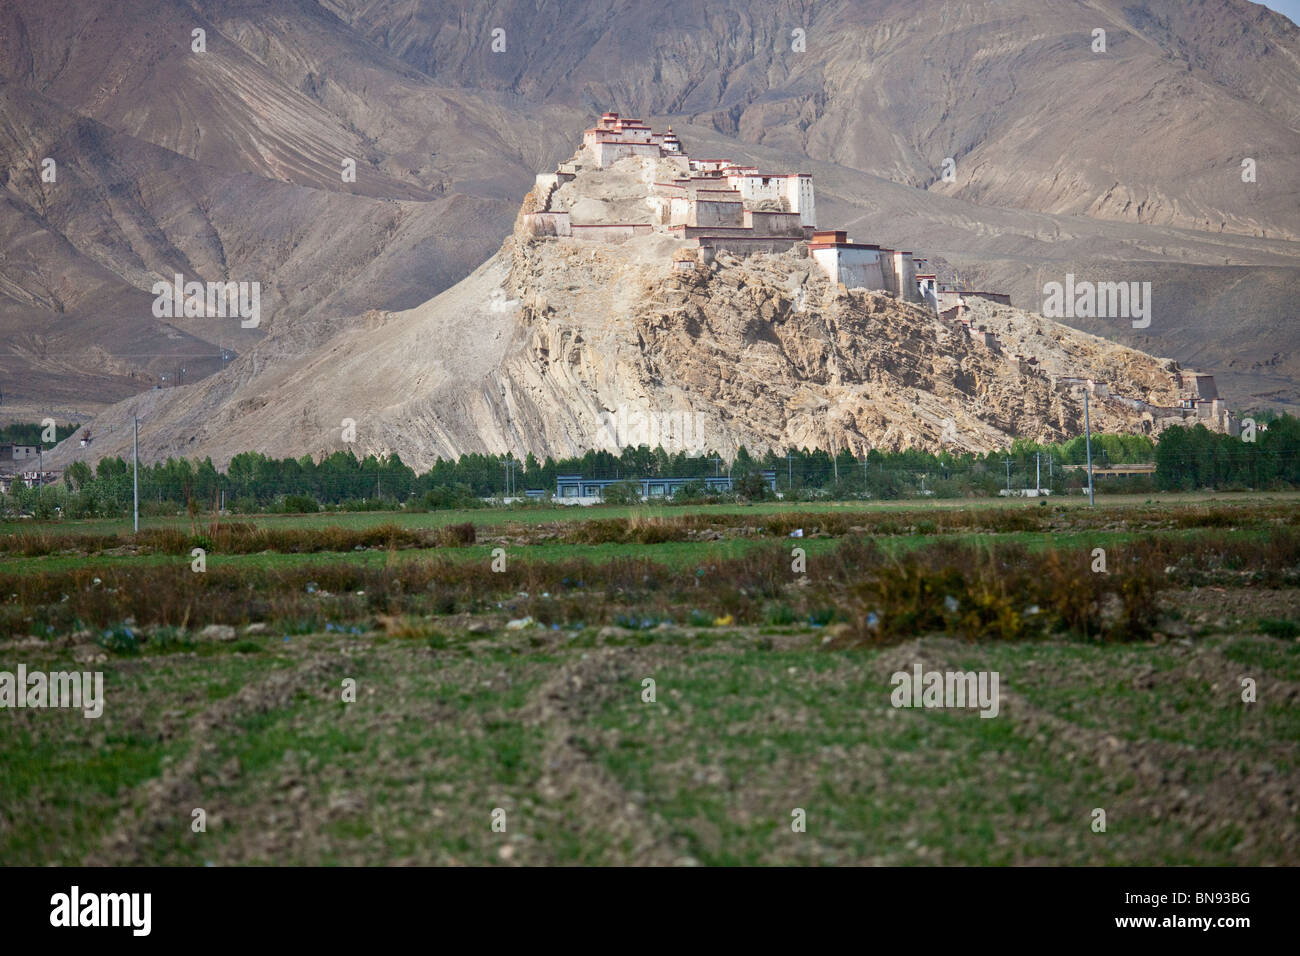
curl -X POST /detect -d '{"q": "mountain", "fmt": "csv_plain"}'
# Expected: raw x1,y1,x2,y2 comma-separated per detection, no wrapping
4,0,1299,437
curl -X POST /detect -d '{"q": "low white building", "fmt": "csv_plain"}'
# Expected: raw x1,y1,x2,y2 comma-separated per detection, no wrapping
807,231,886,289
807,234,924,304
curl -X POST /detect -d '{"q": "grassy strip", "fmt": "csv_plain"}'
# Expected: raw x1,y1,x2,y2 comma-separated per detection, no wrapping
4,490,1298,536
3,498,1297,558
5,528,1296,643
0,525,1277,577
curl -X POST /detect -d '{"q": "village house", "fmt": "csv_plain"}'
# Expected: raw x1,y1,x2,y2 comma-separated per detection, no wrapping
0,443,40,479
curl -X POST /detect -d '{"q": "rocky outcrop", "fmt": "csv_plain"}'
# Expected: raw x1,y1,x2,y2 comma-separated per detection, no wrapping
486,230,1193,460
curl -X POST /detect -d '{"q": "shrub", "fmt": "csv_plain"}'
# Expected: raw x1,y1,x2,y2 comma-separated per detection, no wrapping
627,516,685,544
135,527,190,555
735,473,773,501
1258,618,1299,640
417,485,484,511
334,497,402,512
437,522,477,547
671,480,710,503
601,481,642,505
766,604,797,625
149,626,193,651
280,494,320,514
97,623,141,655
567,519,628,544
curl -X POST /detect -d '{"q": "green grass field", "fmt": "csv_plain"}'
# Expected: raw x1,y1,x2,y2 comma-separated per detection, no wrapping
2,492,1297,865
0,526,1278,576
3,489,1295,537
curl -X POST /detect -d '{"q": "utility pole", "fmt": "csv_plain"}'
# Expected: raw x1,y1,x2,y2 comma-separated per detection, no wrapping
1003,457,1013,496
1035,452,1041,495
132,416,140,533
1084,389,1095,507
1058,377,1097,506
37,446,42,498
787,452,793,490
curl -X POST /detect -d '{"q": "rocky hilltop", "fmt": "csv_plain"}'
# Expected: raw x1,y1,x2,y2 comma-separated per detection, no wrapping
49,123,1221,472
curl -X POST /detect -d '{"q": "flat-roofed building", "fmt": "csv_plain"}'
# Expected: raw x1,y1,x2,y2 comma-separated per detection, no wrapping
554,472,776,502
807,232,886,290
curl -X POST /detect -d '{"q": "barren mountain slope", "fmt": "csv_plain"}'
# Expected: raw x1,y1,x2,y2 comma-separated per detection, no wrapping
0,0,579,414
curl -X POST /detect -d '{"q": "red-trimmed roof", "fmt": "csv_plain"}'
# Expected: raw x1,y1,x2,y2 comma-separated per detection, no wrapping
807,242,882,251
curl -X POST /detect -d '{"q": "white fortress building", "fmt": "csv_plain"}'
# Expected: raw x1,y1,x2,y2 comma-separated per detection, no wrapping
582,112,682,166
524,113,931,307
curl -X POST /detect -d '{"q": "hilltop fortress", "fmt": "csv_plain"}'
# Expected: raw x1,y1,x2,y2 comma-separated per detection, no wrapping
523,112,929,302
520,113,1238,437
45,113,1241,473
